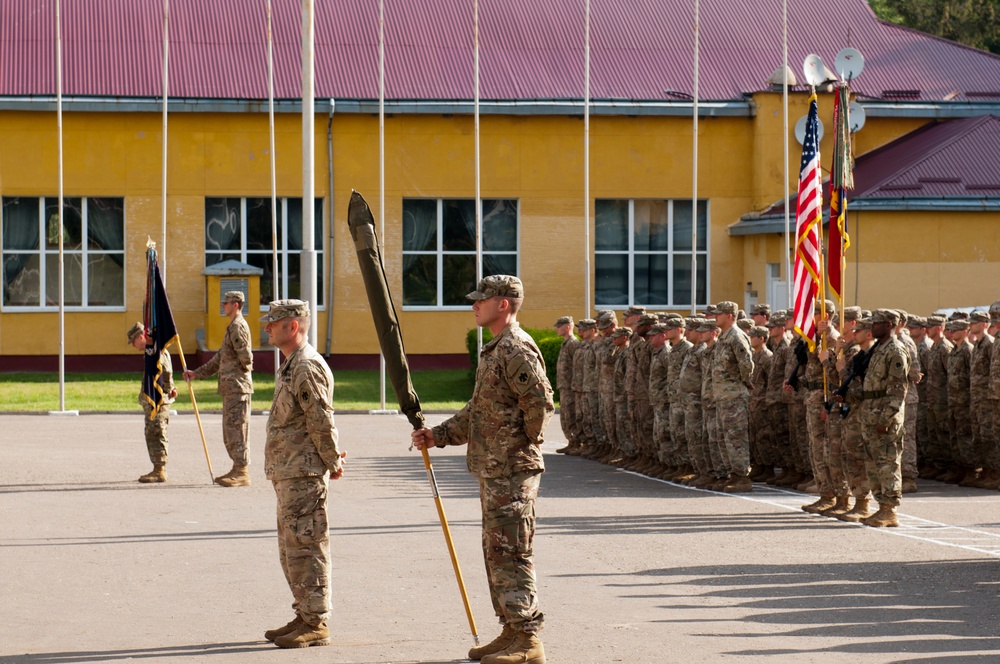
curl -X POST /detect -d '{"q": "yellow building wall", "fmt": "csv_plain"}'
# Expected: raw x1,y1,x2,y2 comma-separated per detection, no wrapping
0,104,973,358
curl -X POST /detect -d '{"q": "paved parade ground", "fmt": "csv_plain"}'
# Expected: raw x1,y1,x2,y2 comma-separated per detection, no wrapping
3,411,1000,663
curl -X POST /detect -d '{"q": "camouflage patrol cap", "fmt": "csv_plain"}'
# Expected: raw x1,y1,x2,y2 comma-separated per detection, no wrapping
126,321,145,345
736,318,754,332
576,318,597,330
554,315,574,327
765,316,783,328
946,319,970,331
750,304,771,316
714,301,738,315
638,313,658,326
871,309,900,325
261,299,310,322
970,311,990,324
223,290,245,304
894,309,909,323
697,320,719,332
990,300,1000,314
855,318,873,331
647,323,668,335
596,310,619,329
466,274,523,300
748,325,768,338
905,315,924,328
624,305,646,317
926,314,946,327
949,310,969,320
664,317,686,329
611,327,633,339
684,316,703,328
662,313,684,322
702,304,718,316
842,306,862,322
814,299,836,315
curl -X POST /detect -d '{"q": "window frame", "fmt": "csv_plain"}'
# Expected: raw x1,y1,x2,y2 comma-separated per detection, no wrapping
1,196,126,312
401,197,520,311
594,198,710,309
204,196,325,311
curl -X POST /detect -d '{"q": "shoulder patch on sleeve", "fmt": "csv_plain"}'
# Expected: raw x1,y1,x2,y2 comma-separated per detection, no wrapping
506,353,542,397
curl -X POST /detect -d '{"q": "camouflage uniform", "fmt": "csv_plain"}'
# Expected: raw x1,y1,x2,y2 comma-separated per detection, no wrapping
946,331,974,467
749,344,773,468
634,334,656,459
265,325,343,630
648,339,671,465
582,337,604,445
613,342,634,456
858,332,910,506
433,321,554,634
555,330,579,446
140,348,174,465
701,340,724,476
571,332,594,446
596,333,619,451
666,333,693,468
838,340,870,497
783,339,811,475
896,329,921,481
915,334,932,466
766,330,793,471
680,340,708,476
803,322,847,498
925,333,954,468
192,310,254,466
712,324,754,477
970,328,995,471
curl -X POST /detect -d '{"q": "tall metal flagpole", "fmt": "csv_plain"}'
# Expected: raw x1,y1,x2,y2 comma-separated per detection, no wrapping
584,0,591,320
161,0,169,283
378,0,387,409
301,0,317,341
475,0,483,356
267,0,280,375
690,0,699,314
56,0,66,412
783,0,792,307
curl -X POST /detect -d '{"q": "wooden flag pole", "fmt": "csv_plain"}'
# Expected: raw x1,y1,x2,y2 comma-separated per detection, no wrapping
420,445,479,646
175,338,214,483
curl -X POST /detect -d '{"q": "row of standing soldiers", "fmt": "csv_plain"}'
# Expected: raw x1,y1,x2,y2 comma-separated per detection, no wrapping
553,300,1000,528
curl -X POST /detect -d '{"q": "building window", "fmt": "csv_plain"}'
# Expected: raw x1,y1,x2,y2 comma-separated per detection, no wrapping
402,198,518,308
205,197,324,309
2,196,125,310
595,199,708,307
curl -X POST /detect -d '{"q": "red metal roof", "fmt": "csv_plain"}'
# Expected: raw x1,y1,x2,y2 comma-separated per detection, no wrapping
3,0,1000,102
851,115,1000,197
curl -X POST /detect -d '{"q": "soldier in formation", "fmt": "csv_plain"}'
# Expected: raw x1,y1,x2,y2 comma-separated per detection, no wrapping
554,298,1000,527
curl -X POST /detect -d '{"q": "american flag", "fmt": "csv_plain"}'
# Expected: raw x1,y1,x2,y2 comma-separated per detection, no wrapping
792,94,823,351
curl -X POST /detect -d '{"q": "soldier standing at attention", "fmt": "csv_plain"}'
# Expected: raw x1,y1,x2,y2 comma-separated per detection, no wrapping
412,275,553,664
712,301,755,492
261,299,345,649
968,311,997,488
924,315,953,479
747,325,775,482
856,309,910,527
945,320,975,484
552,316,578,454
184,290,255,487
129,322,177,483
569,319,596,456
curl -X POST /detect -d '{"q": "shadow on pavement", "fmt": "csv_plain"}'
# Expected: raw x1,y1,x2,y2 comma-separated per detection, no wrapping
574,560,1000,660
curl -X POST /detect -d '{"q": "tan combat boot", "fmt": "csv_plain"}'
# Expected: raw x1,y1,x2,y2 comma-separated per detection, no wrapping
723,474,753,493
862,503,899,527
264,616,303,642
138,464,166,483
273,620,331,648
482,630,545,664
802,495,836,514
837,497,870,523
821,495,852,517
216,464,250,487
469,624,516,661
